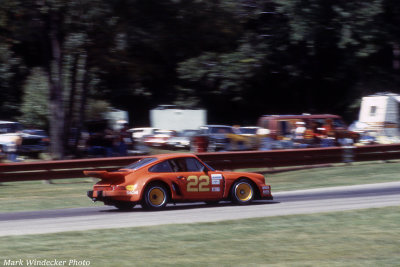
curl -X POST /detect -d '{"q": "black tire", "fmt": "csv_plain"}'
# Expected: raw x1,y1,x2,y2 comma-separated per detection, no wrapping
142,183,169,210
114,202,135,210
204,200,220,205
231,179,255,205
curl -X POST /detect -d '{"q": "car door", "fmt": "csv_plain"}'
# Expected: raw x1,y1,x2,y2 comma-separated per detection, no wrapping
171,157,224,200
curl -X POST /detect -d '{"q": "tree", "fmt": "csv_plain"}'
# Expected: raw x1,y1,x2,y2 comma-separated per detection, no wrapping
0,43,25,119
19,67,49,129
0,0,114,159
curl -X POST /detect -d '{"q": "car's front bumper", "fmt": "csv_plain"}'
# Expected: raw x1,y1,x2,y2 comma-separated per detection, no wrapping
259,185,273,200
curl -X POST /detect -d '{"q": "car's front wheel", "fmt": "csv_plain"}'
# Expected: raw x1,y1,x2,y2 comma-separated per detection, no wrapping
142,183,169,210
231,179,255,205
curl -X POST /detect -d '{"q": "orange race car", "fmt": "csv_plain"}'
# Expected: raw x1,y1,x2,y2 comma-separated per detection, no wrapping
85,153,273,210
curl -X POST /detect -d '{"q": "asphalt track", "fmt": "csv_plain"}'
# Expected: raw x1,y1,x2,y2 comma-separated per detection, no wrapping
0,181,399,237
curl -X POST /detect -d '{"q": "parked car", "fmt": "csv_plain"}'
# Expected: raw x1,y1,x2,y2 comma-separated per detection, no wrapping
85,153,273,210
165,129,199,150
198,125,233,151
18,132,49,156
0,122,49,158
224,126,261,151
128,127,159,141
143,130,176,147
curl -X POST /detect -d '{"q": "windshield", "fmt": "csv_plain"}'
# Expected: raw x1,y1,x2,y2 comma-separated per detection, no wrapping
177,130,198,137
122,157,158,170
0,122,23,134
240,128,258,134
209,127,233,134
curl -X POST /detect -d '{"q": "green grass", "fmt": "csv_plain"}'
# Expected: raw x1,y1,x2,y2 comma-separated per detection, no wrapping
0,178,103,212
1,161,400,212
266,161,400,191
0,206,399,266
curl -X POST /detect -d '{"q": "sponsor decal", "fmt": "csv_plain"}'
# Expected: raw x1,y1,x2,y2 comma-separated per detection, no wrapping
211,174,223,179
126,184,139,195
263,190,270,195
212,187,220,192
211,179,220,185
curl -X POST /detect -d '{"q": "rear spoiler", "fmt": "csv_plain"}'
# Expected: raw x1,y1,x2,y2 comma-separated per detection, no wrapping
83,170,130,181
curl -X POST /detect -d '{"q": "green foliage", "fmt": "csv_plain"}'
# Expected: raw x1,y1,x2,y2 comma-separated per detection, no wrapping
19,68,49,129
178,39,266,101
0,43,25,118
85,99,111,121
1,0,400,152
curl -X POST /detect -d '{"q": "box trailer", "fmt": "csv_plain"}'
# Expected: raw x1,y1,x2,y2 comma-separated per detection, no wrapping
358,93,400,136
150,105,206,131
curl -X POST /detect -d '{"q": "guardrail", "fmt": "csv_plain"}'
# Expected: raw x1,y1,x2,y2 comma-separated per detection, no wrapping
1,144,400,182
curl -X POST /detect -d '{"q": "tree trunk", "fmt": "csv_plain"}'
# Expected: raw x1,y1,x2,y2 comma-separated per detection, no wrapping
48,12,65,160
65,53,79,155
74,52,89,151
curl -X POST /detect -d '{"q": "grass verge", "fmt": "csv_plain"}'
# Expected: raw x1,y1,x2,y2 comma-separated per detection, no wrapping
266,161,400,191
0,178,103,212
1,206,399,266
1,161,400,212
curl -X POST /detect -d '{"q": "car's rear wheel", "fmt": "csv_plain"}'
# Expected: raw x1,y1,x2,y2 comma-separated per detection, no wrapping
231,179,254,205
142,183,169,210
114,202,135,211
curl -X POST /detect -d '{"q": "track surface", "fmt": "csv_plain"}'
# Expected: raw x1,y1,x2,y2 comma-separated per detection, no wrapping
1,182,399,237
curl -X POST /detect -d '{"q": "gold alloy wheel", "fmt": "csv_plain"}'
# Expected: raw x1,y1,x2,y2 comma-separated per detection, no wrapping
235,182,253,202
148,187,166,206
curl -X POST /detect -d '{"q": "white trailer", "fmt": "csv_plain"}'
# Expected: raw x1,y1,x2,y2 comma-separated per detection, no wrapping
104,108,129,130
358,93,400,136
150,105,206,131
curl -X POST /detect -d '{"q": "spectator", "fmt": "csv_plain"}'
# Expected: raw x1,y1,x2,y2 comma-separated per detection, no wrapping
323,119,335,137
6,133,22,162
118,123,131,156
293,121,306,140
103,128,115,157
87,132,106,157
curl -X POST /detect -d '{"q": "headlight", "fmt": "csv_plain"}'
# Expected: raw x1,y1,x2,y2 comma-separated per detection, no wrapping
126,184,138,191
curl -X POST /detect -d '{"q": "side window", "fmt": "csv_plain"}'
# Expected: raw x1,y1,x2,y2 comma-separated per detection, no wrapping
168,157,205,172
169,158,187,172
185,158,205,172
149,161,173,173
279,121,291,136
370,106,377,116
333,119,345,128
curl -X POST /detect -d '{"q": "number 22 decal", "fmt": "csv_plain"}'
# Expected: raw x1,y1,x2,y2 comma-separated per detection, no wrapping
187,175,210,192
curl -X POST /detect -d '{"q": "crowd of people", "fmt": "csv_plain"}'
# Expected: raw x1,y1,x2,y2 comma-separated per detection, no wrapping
258,118,355,151
85,124,132,157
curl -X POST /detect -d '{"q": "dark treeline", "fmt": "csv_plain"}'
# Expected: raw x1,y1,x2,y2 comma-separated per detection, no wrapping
1,0,400,158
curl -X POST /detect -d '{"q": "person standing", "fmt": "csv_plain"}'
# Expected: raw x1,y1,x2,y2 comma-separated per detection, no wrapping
118,123,131,156
6,133,22,162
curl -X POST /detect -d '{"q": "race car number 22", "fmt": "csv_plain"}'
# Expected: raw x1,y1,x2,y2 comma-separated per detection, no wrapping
187,175,210,192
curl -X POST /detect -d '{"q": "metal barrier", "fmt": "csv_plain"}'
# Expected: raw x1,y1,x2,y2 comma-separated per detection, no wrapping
1,144,400,182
